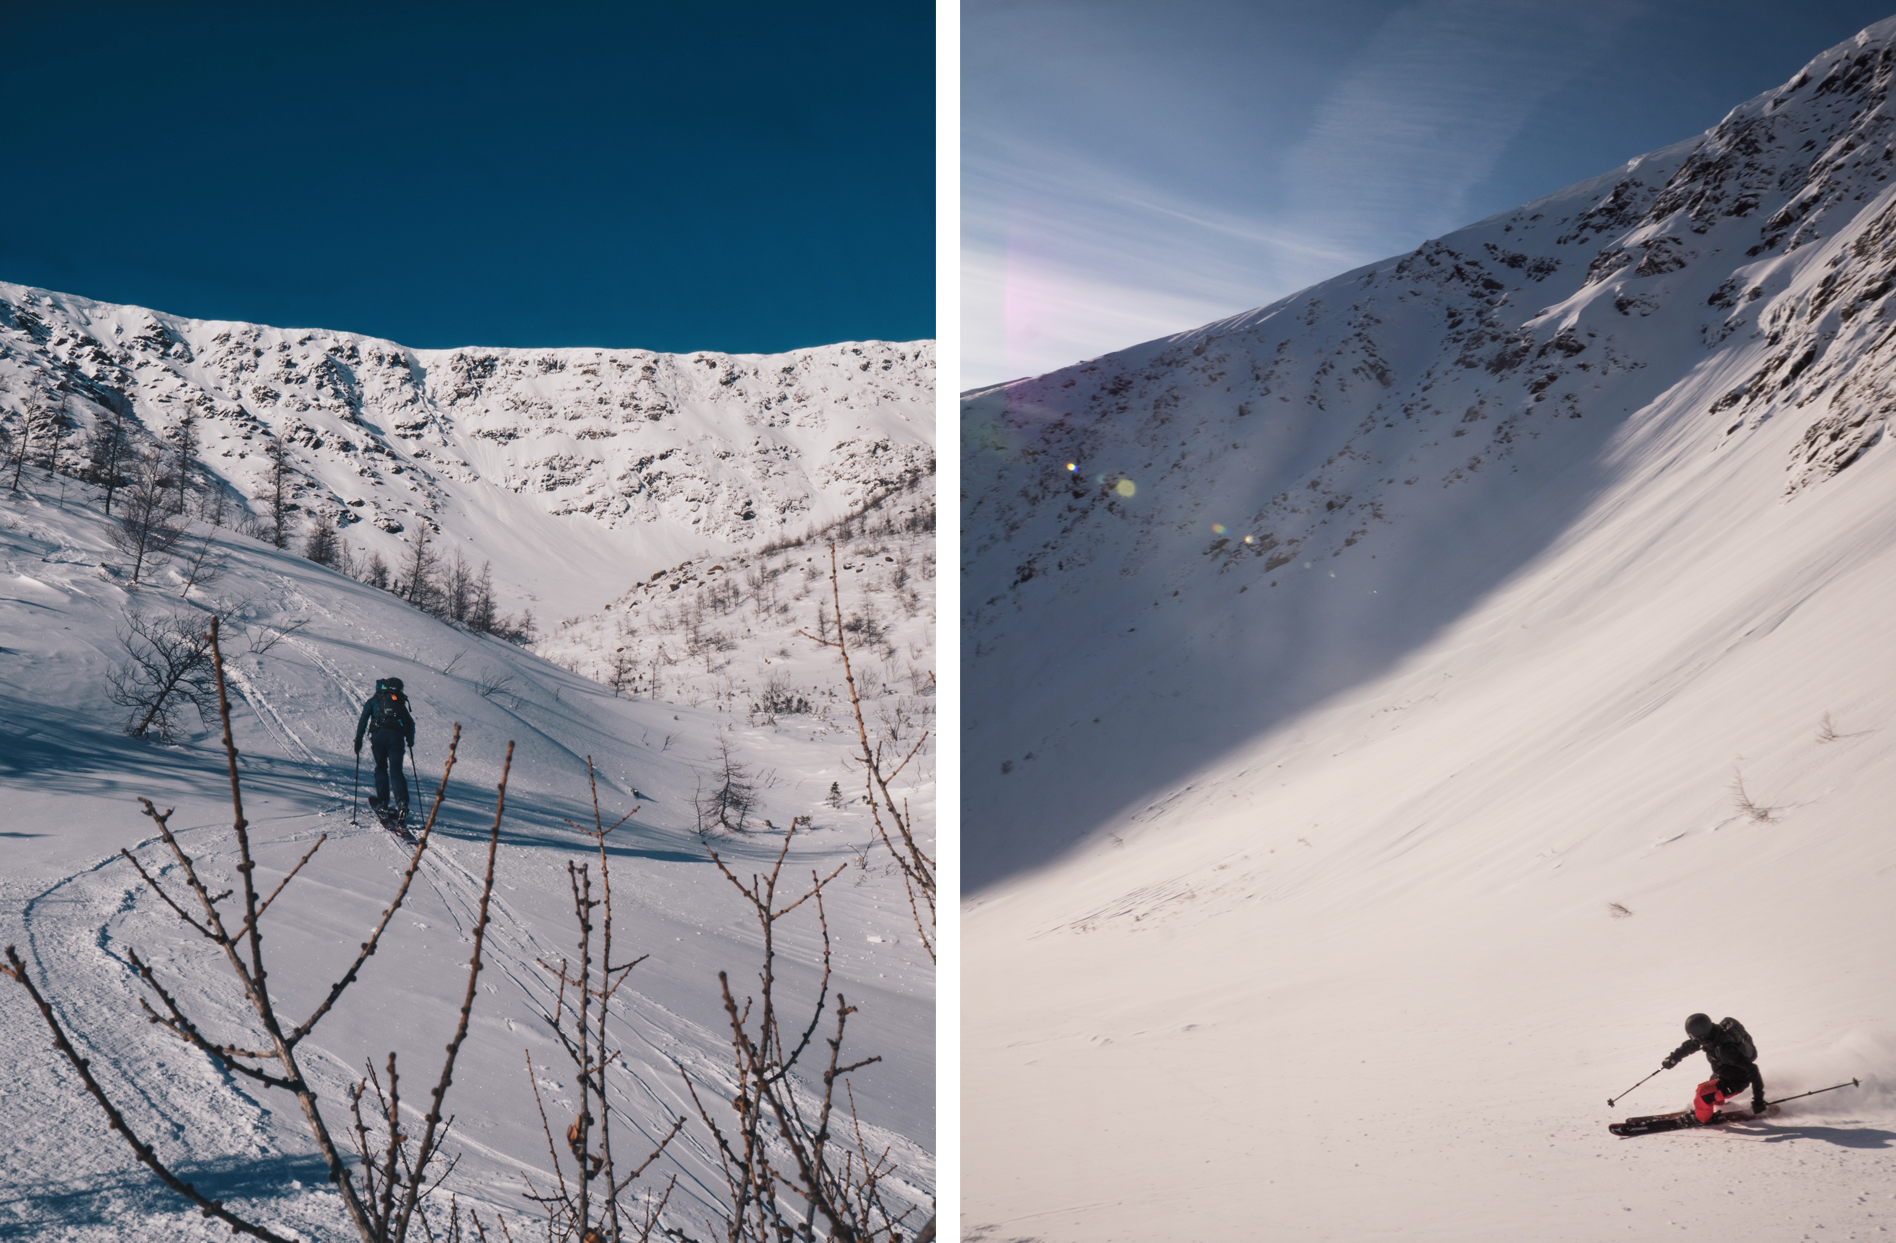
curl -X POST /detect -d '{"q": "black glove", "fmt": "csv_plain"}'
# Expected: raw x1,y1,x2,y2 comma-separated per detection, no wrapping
353,739,361,755
1662,1056,1679,1070
1753,1099,1768,1116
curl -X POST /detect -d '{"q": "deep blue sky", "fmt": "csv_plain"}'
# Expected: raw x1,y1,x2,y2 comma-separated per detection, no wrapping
964,0,1896,387
1,2,933,355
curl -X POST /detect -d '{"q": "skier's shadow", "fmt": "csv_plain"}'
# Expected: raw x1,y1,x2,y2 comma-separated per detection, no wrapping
1757,1123,1896,1149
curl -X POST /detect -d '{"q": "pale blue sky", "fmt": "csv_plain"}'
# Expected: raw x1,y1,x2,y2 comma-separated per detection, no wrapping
963,0,1896,389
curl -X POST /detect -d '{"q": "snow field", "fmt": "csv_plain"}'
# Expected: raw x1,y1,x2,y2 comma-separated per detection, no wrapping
0,462,934,1238
964,414,1896,1238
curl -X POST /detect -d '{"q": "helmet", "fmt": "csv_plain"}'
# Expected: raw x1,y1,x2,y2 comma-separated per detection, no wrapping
1685,1013,1715,1040
378,676,404,693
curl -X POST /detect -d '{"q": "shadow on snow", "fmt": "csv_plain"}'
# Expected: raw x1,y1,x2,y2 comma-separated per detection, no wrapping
0,1152,335,1236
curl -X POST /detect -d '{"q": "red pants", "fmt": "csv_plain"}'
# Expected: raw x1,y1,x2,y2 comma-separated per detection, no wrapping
1694,1078,1731,1123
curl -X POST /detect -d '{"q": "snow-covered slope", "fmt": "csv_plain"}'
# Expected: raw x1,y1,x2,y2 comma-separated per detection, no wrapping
536,478,935,731
0,314,934,1232
963,18,1896,1241
0,280,932,626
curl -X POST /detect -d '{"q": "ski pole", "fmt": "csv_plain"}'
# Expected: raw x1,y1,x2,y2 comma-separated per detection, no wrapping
1765,1078,1859,1109
1608,1066,1667,1108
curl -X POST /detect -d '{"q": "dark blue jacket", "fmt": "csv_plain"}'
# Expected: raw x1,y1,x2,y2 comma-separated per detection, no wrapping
355,686,416,748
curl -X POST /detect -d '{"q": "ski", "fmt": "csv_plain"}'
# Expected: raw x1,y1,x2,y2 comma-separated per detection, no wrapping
373,805,415,842
1610,1104,1777,1136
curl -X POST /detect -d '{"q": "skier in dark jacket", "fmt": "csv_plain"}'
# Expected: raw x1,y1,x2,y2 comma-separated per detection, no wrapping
354,677,417,825
1664,1012,1766,1122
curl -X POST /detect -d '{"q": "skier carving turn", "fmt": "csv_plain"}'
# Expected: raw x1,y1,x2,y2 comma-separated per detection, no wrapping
1663,1012,1767,1122
353,676,416,831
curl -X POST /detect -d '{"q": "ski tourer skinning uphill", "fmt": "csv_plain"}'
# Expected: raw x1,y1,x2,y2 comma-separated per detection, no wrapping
1664,1012,1767,1122
354,676,416,828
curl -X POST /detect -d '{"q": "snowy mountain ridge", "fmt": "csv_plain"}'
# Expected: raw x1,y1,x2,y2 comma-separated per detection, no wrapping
963,17,1896,1242
0,280,932,623
964,14,1896,887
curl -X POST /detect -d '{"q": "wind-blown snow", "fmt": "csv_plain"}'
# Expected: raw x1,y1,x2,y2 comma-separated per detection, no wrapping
964,17,1896,1241
0,301,935,1236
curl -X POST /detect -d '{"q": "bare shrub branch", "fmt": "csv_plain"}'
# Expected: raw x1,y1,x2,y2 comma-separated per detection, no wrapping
476,669,523,709
105,451,184,583
497,761,683,1242
247,616,308,656
106,608,218,740
1730,763,1774,823
497,771,930,1243
175,523,227,598
695,738,764,834
690,828,923,1242
263,438,294,549
3,617,511,1242
0,945,299,1243
800,542,935,963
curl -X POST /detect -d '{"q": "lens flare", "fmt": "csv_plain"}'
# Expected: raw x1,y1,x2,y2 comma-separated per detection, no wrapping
1066,462,1077,471
1211,523,1226,535
1115,478,1136,498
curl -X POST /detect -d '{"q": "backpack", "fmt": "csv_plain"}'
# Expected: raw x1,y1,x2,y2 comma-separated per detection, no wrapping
371,678,407,731
1720,1017,1757,1062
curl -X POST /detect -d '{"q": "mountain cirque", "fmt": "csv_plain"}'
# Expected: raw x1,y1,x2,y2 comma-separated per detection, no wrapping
0,283,932,555
963,19,1896,888
967,22,1896,611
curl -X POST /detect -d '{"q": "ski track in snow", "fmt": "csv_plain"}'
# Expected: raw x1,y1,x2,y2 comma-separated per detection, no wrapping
224,663,321,767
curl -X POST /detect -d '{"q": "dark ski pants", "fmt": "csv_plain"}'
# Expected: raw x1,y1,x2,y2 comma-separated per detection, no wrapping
370,729,409,808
